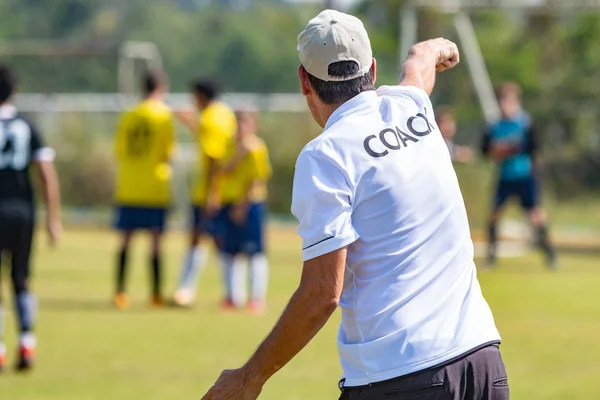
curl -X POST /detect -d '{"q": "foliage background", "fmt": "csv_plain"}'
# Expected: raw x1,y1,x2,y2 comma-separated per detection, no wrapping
1,0,599,228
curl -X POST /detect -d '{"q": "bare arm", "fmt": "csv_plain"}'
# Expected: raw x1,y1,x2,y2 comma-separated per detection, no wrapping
174,109,199,134
202,248,347,399
35,160,62,245
400,38,460,95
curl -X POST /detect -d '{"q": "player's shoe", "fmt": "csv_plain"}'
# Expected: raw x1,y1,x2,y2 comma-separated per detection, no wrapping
173,289,195,308
248,300,266,315
0,344,7,372
113,293,130,310
149,295,165,308
220,299,236,312
15,342,35,372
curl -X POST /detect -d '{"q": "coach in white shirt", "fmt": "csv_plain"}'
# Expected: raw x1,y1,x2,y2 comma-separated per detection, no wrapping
202,9,508,400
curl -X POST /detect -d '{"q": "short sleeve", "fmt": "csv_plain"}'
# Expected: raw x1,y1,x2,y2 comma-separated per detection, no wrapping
376,85,432,110
198,118,230,161
291,150,359,262
28,121,55,162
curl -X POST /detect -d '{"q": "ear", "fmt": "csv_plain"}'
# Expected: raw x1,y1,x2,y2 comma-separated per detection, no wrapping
371,58,377,85
298,65,312,96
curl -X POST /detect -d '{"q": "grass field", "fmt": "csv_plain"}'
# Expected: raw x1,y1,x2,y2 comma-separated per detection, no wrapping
1,226,599,399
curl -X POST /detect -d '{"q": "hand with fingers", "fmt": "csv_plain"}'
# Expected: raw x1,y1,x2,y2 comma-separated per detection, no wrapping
201,368,263,400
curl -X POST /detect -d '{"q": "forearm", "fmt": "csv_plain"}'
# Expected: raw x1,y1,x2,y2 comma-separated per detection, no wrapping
40,163,61,221
400,47,437,95
243,286,337,385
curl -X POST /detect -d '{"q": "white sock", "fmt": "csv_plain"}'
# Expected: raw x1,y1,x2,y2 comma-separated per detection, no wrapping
177,246,207,292
220,253,234,301
231,256,248,308
20,332,36,348
250,254,269,302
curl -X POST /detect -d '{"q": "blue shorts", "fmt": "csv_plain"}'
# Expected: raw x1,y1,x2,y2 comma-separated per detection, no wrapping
216,203,266,256
494,177,540,211
114,206,167,232
191,206,218,235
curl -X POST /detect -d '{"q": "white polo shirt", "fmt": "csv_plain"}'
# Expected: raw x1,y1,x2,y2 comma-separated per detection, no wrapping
291,85,501,387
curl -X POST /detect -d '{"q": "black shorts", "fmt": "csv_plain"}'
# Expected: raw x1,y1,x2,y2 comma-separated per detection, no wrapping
339,343,508,400
0,203,35,286
494,177,540,211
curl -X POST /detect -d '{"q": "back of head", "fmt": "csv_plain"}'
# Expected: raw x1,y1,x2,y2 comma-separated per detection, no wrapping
142,69,168,97
191,79,220,103
0,65,16,105
298,10,375,106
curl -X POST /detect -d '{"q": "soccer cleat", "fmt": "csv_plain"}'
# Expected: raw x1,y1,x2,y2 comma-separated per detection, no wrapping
248,300,266,315
15,344,35,372
149,295,165,308
173,289,195,308
0,344,6,372
113,293,130,310
220,299,236,312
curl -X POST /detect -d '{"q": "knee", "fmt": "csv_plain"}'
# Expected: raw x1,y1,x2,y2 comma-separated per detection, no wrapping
529,207,547,226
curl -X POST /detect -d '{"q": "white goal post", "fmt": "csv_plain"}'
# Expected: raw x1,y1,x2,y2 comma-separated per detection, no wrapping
398,0,600,124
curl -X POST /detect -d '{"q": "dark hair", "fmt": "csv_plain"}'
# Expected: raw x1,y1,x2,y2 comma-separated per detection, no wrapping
0,65,16,104
496,81,522,100
191,79,220,101
143,69,167,96
306,61,374,105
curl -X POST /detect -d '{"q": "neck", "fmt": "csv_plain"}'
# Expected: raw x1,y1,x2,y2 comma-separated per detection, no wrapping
145,92,162,102
314,103,342,128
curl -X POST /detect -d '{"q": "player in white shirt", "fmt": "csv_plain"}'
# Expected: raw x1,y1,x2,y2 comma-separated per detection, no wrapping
202,10,507,400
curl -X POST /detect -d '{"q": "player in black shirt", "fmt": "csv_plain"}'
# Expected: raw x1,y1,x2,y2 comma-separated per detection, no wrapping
0,65,62,372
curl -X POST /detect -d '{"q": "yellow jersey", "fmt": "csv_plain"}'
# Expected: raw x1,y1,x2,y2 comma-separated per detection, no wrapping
221,139,272,204
191,101,237,205
114,99,175,207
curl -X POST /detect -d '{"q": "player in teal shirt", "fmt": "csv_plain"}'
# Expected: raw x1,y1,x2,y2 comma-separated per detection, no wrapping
481,82,556,269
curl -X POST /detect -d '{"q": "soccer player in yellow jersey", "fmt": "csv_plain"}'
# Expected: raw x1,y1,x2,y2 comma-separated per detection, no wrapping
217,110,272,313
113,70,175,309
173,80,237,307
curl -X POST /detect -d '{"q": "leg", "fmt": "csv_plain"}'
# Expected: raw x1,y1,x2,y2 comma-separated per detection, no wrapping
246,204,268,313
487,181,510,268
522,178,556,269
10,215,36,371
222,206,246,309
173,207,209,307
0,249,5,371
528,207,556,269
116,230,133,296
149,228,164,306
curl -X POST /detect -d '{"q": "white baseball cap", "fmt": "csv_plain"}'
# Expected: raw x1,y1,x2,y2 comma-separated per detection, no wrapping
297,9,373,82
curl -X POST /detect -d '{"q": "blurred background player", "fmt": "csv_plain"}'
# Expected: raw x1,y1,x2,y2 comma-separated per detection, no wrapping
218,110,272,313
481,82,556,269
173,80,237,307
113,70,175,309
436,106,473,163
0,65,61,371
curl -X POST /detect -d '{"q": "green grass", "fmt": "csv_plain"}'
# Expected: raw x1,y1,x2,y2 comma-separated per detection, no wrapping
1,227,599,399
